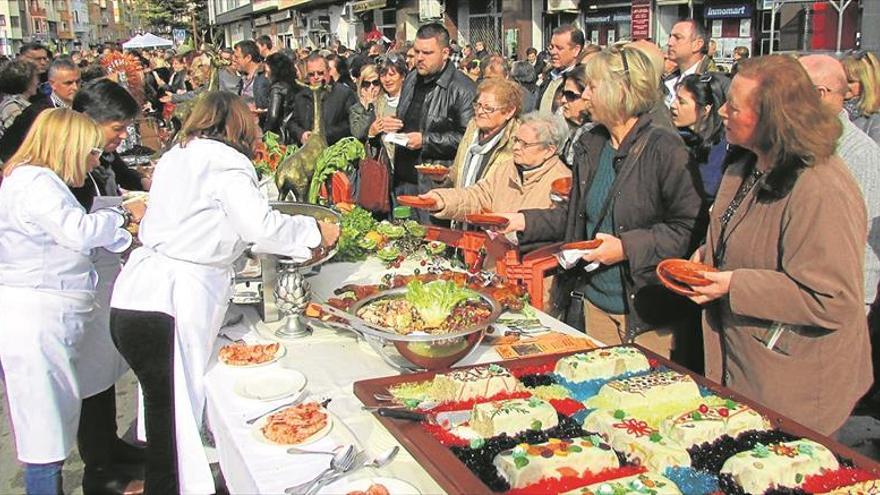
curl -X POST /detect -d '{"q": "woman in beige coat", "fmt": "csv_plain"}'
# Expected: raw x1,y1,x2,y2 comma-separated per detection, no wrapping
688,55,872,435
422,112,571,222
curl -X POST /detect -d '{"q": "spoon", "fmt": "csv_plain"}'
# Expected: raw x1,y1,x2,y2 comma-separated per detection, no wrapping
307,447,400,495
285,445,356,495
287,446,341,456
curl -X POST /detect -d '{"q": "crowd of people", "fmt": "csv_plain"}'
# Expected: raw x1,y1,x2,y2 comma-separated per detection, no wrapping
0,18,879,495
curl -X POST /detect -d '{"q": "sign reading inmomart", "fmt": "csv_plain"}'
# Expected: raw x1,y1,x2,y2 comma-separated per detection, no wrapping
704,4,753,19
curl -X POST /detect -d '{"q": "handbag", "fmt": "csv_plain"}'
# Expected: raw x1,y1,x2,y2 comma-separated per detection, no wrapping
355,141,392,214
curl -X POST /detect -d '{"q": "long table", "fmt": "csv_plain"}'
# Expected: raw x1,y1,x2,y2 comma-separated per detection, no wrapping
204,260,592,494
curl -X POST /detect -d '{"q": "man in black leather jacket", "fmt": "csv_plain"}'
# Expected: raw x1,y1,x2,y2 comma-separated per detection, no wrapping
285,53,357,146
392,23,476,220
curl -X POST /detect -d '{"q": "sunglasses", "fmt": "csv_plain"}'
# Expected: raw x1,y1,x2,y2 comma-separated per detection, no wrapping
562,90,581,103
377,53,403,65
306,71,325,77
90,147,104,157
360,79,381,89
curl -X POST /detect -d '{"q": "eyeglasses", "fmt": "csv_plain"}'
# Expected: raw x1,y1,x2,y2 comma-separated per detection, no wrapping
90,147,104,157
472,102,506,114
512,136,544,148
306,71,325,77
562,90,581,103
699,74,714,84
360,79,381,89
848,49,868,60
377,53,403,65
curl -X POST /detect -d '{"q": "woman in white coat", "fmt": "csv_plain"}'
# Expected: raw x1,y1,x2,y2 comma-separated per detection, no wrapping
0,108,145,495
109,91,340,494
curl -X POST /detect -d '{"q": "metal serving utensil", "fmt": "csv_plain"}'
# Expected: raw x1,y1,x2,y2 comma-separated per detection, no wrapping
284,445,356,495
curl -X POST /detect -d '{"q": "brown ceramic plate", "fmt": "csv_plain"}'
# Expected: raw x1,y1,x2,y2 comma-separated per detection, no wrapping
464,213,509,228
551,177,572,196
657,259,718,287
656,267,700,297
397,195,437,209
416,165,450,177
561,239,603,251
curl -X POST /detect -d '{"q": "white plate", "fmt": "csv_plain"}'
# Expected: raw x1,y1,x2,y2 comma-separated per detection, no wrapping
219,343,287,368
320,476,421,495
251,405,333,446
233,369,307,401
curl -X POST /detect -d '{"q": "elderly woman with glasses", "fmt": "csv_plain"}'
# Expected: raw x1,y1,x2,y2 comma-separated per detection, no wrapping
419,112,571,222
498,46,703,358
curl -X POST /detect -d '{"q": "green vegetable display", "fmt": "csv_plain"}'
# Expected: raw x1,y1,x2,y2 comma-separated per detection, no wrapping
336,206,377,262
307,137,365,204
376,221,406,239
405,280,480,328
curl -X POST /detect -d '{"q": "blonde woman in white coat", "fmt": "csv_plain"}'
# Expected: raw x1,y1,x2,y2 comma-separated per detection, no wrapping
109,91,340,494
0,108,145,495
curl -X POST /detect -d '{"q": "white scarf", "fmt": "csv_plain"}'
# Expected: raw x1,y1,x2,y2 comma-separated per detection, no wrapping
460,121,510,188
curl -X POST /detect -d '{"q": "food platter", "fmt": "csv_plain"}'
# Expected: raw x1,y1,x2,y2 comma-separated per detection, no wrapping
219,342,287,368
233,369,307,401
560,239,603,251
251,402,334,446
320,477,421,495
396,196,437,210
464,214,509,229
415,165,450,178
268,202,341,270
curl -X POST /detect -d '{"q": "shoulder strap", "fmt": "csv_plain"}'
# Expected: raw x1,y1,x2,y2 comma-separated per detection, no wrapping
588,126,658,239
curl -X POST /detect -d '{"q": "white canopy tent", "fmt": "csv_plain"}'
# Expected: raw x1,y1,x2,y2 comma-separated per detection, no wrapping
122,33,174,50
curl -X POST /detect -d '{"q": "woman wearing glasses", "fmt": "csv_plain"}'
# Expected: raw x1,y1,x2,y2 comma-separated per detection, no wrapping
497,46,703,358
0,109,143,495
841,50,880,144
688,56,870,436
670,73,730,205
559,66,596,166
420,112,571,223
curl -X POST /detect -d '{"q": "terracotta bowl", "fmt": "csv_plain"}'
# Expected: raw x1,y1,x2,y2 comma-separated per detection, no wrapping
657,259,718,287
415,165,450,178
464,213,509,228
561,239,603,251
397,195,437,209
551,177,572,196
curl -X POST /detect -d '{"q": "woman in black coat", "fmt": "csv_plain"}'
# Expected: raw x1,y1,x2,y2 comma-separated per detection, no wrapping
263,52,297,135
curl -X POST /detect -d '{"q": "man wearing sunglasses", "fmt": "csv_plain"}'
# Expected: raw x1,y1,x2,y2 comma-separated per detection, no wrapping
285,52,357,146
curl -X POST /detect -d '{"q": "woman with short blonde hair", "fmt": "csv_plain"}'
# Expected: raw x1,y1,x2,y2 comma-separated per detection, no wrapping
841,51,880,143
0,108,141,495
583,45,659,126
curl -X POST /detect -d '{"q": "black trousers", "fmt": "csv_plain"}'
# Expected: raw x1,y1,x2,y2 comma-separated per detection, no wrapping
78,385,118,469
110,309,179,494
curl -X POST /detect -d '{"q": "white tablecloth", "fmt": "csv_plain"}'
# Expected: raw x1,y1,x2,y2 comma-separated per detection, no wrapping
204,260,589,494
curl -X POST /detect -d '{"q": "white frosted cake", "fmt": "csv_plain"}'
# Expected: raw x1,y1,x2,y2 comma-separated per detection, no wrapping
816,478,880,494
584,371,701,411
562,472,683,495
660,398,771,448
720,439,839,494
432,364,523,402
583,409,691,472
470,397,559,438
555,347,651,383
493,436,620,489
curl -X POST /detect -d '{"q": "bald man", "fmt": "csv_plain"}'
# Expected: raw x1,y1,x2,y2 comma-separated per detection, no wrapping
800,54,880,314
628,40,675,129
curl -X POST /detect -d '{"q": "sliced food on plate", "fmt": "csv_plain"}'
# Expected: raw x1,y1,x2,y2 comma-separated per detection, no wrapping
259,402,331,445
219,342,284,366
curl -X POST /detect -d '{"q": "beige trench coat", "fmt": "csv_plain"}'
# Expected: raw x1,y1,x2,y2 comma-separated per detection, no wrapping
448,119,519,188
702,155,873,435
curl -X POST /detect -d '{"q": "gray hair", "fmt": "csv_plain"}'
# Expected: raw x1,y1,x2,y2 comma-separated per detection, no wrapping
520,111,570,151
48,57,79,79
510,61,537,85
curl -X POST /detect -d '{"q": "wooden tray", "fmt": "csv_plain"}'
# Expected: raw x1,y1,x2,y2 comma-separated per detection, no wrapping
352,345,880,495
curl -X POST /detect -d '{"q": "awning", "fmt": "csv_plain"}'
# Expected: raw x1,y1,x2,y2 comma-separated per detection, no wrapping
122,33,173,49
352,0,387,13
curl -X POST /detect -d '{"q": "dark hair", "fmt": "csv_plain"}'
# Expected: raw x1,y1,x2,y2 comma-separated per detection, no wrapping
733,46,750,58
256,35,273,50
73,79,140,123
562,64,588,93
676,19,710,55
306,52,327,66
0,59,38,94
675,72,729,162
265,52,296,85
234,40,262,63
510,60,537,85
526,47,538,56
80,63,107,82
19,42,49,57
416,23,450,48
736,56,842,201
376,52,408,77
552,25,586,49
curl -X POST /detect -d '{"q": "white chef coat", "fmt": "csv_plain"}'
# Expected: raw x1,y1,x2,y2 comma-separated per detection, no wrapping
111,138,321,494
0,165,131,463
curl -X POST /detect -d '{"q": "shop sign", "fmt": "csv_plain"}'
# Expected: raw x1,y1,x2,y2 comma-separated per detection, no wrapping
254,16,271,27
584,13,631,24
270,10,292,23
631,0,651,40
352,0,387,13
705,4,753,19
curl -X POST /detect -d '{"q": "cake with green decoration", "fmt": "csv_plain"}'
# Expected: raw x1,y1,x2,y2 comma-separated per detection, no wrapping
659,398,771,448
493,436,620,489
555,347,651,383
469,397,559,438
584,371,701,411
720,439,839,494
562,471,683,495
583,409,691,471
815,478,880,494
432,364,523,403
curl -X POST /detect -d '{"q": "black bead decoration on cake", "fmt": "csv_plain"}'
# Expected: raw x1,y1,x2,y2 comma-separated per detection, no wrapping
518,373,558,388
687,429,798,473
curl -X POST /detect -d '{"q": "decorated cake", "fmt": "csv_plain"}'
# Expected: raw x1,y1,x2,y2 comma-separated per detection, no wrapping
583,409,691,472
815,478,880,494
562,471,683,495
584,371,701,411
469,397,559,438
493,436,620,489
659,397,771,448
555,347,651,383
720,439,839,494
432,364,523,403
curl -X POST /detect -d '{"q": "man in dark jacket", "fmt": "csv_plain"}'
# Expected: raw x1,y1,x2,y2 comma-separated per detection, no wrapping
391,22,476,221
285,53,357,145
233,40,270,111
536,25,585,113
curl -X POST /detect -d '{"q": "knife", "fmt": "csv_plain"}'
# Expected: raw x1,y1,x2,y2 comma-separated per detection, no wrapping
374,407,471,428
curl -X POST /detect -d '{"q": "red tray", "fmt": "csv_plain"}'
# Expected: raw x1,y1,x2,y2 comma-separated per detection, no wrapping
561,239,603,251
353,345,880,495
465,213,509,228
416,165,450,178
397,195,437,209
